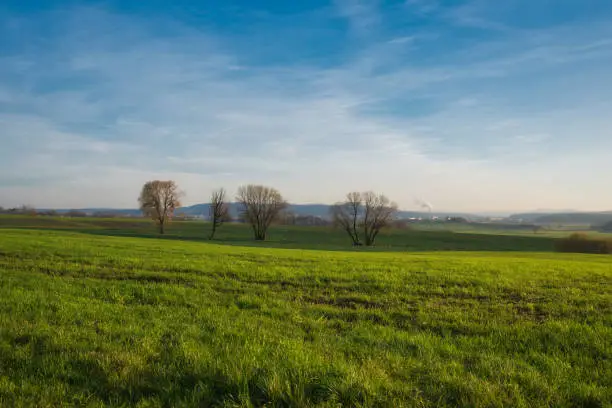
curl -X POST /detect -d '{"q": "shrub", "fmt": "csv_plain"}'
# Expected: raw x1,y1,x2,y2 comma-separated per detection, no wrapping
555,233,612,254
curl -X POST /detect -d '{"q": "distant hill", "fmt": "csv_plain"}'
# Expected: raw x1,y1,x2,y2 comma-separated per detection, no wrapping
176,203,333,218
40,203,484,221
37,208,143,216
175,203,483,221
601,221,612,232
509,212,612,226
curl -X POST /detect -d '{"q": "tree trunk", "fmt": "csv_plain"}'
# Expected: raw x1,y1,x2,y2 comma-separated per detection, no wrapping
349,229,360,246
159,222,165,234
364,228,373,246
209,223,217,240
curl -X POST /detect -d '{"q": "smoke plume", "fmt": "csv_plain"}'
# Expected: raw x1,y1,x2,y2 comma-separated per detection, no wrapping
414,198,433,213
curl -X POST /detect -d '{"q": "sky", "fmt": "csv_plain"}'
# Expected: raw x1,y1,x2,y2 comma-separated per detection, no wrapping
1,0,612,213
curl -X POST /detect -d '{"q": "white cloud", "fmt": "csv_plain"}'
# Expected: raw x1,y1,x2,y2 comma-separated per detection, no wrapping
334,0,381,36
1,6,612,211
387,36,416,45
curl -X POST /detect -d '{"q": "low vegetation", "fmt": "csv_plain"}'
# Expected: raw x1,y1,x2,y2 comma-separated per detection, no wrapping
556,233,612,254
0,224,611,407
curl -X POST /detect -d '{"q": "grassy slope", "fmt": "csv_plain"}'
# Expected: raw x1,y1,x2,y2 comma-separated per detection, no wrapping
0,215,559,252
1,228,611,407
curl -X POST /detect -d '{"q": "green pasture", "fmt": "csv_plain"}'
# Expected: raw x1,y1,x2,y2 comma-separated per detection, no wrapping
0,222,610,407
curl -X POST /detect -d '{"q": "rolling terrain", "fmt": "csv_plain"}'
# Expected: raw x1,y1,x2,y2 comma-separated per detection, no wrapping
0,216,559,252
0,217,611,407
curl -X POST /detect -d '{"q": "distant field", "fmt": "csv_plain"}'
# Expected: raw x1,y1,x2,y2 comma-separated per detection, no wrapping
0,215,564,252
1,226,611,407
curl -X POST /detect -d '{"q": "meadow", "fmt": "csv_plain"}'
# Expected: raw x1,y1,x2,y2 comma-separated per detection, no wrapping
0,217,611,407
0,215,561,252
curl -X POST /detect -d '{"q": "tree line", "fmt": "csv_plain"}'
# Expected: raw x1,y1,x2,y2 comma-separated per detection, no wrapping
138,180,399,246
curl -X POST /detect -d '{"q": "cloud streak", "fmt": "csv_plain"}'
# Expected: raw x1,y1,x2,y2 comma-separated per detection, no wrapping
1,3,612,211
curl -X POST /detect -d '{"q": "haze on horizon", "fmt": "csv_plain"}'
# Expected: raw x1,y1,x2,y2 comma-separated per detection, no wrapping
1,0,612,213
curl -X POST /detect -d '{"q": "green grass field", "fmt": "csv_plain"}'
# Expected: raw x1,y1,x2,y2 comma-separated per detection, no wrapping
0,215,561,252
1,217,611,407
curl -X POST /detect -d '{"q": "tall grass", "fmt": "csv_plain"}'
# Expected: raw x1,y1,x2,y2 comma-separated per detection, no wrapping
0,229,610,407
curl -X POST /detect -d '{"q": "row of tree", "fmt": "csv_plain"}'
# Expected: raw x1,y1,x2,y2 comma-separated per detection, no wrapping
138,180,398,246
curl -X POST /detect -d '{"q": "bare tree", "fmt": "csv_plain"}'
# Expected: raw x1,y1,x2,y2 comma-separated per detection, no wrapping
236,185,287,240
138,180,182,234
332,192,397,246
209,188,230,240
362,192,398,246
330,192,363,246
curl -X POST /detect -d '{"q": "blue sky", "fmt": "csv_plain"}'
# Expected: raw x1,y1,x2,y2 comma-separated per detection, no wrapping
1,0,612,212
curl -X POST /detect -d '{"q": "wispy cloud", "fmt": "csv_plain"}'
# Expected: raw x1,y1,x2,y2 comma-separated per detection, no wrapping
405,0,439,16
443,1,512,32
334,0,381,36
1,3,612,211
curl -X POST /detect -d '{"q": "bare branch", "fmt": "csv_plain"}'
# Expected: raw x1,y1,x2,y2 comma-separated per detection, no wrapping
236,185,287,241
363,192,397,246
333,191,397,246
138,180,182,234
209,188,229,240
330,192,363,246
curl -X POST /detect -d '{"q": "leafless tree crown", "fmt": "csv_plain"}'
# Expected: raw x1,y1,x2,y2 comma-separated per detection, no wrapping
331,191,398,246
330,192,363,246
209,188,230,240
362,192,398,246
236,184,287,241
138,180,182,234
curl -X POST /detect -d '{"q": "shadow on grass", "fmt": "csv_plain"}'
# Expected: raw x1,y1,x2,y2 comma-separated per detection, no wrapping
4,329,371,407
